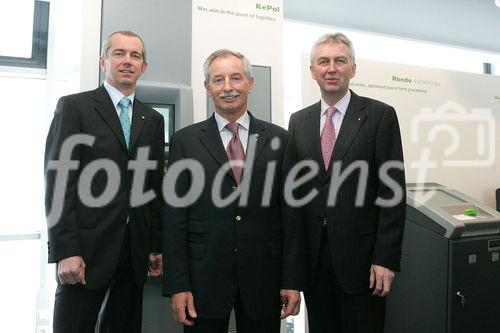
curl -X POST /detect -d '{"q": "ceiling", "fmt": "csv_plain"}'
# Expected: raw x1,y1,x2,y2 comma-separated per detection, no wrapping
283,0,500,54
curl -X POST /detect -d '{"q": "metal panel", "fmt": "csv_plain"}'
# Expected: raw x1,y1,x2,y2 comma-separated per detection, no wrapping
449,237,500,333
100,0,192,85
385,221,449,333
142,277,181,333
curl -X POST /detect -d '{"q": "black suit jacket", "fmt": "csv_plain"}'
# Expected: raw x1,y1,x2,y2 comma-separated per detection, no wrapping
44,86,164,289
162,113,305,319
288,91,406,294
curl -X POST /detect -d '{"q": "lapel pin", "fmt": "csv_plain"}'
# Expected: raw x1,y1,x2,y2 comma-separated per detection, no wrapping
141,115,146,120
358,118,361,121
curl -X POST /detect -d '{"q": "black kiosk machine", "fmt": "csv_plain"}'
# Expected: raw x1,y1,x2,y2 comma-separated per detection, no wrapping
385,183,500,333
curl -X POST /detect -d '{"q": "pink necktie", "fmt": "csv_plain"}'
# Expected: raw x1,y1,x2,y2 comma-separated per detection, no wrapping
320,107,337,170
225,122,245,184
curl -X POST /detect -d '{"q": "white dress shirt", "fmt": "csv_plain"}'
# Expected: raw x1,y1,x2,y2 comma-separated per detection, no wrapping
319,90,351,137
214,111,250,153
103,80,135,122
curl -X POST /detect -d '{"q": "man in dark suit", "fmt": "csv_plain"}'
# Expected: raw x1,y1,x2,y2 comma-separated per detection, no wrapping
288,33,406,333
163,49,304,333
44,31,164,332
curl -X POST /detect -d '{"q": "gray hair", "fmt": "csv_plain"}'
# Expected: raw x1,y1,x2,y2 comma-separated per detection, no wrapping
203,49,253,80
101,31,147,62
310,33,356,65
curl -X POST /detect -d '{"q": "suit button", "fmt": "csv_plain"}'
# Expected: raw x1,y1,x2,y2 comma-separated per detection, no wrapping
235,215,242,222
234,248,238,254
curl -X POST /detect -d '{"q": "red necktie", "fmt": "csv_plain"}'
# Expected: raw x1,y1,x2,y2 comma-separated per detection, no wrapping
225,122,245,184
320,107,337,170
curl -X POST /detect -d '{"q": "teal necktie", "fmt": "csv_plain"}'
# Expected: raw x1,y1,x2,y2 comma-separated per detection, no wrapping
118,97,131,148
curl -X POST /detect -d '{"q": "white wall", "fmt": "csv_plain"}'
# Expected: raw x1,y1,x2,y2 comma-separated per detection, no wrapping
79,0,101,91
191,0,284,124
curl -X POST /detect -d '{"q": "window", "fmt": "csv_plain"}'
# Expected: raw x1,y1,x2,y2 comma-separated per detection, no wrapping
148,104,175,144
0,1,85,332
0,0,50,69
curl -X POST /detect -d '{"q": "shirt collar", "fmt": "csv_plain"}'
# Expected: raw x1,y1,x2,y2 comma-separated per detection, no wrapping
214,111,250,133
320,90,351,117
103,80,135,107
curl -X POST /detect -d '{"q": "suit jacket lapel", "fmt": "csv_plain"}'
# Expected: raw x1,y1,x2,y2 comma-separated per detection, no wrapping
198,113,268,184
247,112,268,164
93,86,128,152
198,115,228,167
129,101,147,151
305,102,327,179
327,91,367,176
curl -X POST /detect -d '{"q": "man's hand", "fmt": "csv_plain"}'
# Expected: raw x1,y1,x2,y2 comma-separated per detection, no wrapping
58,256,86,285
370,264,395,297
280,289,301,319
148,253,163,277
171,291,197,326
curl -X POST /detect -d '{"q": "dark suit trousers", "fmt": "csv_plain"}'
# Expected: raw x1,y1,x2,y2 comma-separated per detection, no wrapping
184,292,280,333
304,229,385,333
53,226,144,333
